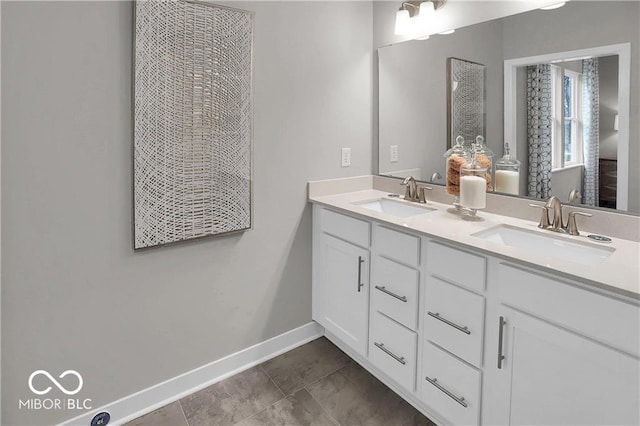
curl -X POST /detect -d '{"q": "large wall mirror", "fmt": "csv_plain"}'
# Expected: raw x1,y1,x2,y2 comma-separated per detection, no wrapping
378,1,639,214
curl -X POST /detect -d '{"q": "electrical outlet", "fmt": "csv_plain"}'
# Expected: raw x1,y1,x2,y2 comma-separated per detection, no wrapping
341,148,351,167
390,145,399,163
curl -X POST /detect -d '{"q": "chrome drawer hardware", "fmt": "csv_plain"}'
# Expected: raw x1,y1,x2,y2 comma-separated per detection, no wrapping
425,376,468,408
373,342,406,365
374,285,408,302
497,316,506,369
427,311,471,335
357,256,364,292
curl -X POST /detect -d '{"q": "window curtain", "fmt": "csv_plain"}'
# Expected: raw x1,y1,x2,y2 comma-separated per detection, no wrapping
527,64,553,199
582,58,599,206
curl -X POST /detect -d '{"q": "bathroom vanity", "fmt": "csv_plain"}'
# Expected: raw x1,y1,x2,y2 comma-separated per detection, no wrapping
310,177,640,426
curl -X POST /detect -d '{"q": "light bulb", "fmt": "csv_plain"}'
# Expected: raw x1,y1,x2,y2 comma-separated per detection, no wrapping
394,9,411,35
419,1,435,19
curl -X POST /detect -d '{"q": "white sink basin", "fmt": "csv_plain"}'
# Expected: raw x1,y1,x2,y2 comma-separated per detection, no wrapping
353,198,436,218
472,224,615,266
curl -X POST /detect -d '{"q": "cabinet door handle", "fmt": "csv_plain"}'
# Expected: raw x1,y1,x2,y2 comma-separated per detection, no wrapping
373,342,406,365
357,256,364,292
427,311,471,335
425,376,468,408
374,285,407,302
497,316,506,369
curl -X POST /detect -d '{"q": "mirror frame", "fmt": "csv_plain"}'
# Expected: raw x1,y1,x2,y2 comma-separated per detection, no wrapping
504,42,631,210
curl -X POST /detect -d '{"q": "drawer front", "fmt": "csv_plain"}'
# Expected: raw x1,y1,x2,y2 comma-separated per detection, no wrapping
427,241,486,292
425,277,485,367
421,342,481,426
375,226,421,267
371,256,419,330
369,312,417,392
320,208,370,248
498,263,640,357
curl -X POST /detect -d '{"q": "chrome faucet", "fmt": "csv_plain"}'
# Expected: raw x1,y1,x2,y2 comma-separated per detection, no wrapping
401,176,418,202
401,176,432,203
569,189,582,204
530,196,592,235
545,196,564,231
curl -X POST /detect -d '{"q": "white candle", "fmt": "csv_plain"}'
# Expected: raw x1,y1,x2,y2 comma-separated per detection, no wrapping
495,170,520,195
460,175,486,209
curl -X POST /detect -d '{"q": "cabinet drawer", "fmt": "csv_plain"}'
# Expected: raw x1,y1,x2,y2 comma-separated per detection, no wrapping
320,208,370,248
375,226,420,267
498,263,640,357
425,277,485,367
421,342,481,426
371,256,419,330
369,312,417,392
427,241,486,292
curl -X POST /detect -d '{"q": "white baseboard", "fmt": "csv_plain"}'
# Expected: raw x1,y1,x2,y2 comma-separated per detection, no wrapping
60,322,324,426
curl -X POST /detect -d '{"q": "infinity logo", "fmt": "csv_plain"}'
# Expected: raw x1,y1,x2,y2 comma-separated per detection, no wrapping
28,370,83,396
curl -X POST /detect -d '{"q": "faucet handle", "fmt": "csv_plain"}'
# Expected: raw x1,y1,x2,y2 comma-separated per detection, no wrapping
566,211,592,236
418,186,433,203
529,203,551,229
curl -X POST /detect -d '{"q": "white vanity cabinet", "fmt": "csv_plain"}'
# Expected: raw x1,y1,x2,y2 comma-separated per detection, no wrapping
483,262,640,426
368,225,421,392
421,242,487,425
311,202,640,426
312,206,371,356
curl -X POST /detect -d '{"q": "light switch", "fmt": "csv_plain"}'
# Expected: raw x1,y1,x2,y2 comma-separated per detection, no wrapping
341,148,351,167
390,145,399,163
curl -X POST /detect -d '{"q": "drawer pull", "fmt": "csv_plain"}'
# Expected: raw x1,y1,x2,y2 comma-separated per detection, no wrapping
497,316,506,369
427,311,471,335
373,342,406,365
425,376,468,408
357,256,365,292
374,285,408,302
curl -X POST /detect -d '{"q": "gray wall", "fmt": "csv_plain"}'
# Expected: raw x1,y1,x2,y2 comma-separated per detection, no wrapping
0,1,372,425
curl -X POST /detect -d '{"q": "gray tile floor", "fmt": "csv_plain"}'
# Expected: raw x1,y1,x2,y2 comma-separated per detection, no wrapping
125,337,437,426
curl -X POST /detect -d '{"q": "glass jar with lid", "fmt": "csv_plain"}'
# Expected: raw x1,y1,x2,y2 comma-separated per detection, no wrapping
494,142,521,195
444,135,470,198
460,144,488,212
473,135,494,191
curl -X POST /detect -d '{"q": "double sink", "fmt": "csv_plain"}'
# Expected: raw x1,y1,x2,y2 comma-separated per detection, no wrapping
352,197,614,266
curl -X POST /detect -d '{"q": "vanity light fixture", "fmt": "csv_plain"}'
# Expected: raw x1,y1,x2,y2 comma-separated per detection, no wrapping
540,2,566,10
394,0,447,36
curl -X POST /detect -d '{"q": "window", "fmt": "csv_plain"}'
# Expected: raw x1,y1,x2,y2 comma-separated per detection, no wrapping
551,66,583,169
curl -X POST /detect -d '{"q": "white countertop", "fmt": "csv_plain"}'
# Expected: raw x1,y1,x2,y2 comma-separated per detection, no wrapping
310,188,640,300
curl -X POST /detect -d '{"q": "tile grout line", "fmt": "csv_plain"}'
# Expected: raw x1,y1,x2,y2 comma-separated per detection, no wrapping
177,399,190,426
297,358,353,394
303,385,342,426
227,366,289,426
258,364,287,399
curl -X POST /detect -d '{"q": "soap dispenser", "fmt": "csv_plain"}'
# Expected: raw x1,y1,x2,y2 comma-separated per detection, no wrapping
494,142,521,195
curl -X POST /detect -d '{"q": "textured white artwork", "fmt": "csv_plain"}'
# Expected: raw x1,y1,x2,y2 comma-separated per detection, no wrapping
134,0,253,249
448,58,485,146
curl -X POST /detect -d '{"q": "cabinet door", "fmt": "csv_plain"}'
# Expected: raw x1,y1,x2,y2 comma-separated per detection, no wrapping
492,306,639,425
318,234,370,356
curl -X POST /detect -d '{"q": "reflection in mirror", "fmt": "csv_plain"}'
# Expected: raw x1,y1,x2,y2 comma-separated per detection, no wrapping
377,1,639,213
447,58,485,146
506,47,628,210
